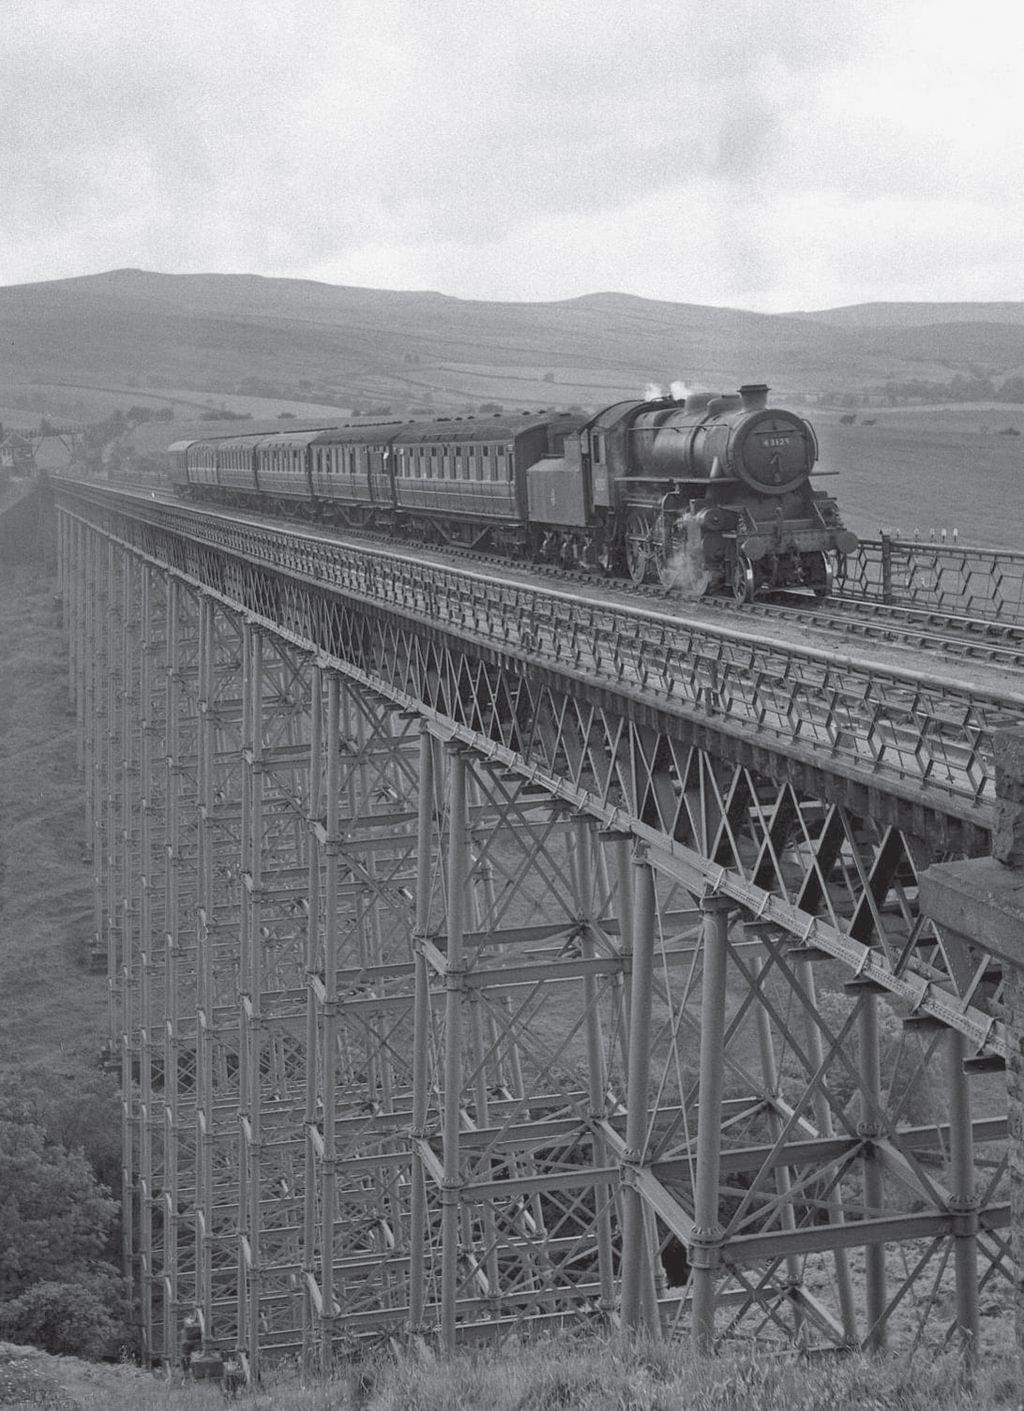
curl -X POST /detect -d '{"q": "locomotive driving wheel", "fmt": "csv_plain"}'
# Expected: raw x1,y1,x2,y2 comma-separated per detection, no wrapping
625,510,653,584
810,550,834,597
649,516,677,587
732,553,756,603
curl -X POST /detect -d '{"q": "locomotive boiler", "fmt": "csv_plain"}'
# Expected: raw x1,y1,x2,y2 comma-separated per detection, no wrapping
172,383,854,601
527,383,855,599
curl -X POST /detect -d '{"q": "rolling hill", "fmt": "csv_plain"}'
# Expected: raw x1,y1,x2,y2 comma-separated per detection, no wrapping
3,270,1024,427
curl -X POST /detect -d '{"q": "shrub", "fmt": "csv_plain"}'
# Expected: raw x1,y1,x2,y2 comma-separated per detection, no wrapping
0,1280,122,1359
0,1093,118,1300
0,1085,127,1358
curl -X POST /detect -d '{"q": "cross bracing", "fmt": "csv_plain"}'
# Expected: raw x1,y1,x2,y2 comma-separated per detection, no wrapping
55,488,1015,1377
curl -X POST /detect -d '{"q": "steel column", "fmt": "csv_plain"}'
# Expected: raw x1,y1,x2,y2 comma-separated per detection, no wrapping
620,850,655,1331
409,722,435,1334
691,895,730,1354
948,1027,979,1364
858,989,887,1351
441,746,468,1351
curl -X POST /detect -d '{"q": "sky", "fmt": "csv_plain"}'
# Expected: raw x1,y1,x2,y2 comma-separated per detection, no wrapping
2,0,1023,311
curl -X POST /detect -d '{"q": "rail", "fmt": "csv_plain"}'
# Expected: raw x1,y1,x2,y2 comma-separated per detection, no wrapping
60,484,1024,818
841,535,1024,623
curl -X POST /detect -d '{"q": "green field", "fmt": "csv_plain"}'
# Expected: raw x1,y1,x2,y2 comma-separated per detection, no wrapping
818,404,1024,549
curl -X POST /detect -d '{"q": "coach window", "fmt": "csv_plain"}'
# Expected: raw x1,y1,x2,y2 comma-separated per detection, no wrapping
593,434,603,464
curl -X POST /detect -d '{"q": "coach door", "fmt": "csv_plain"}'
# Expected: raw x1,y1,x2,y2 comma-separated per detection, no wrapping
368,444,396,507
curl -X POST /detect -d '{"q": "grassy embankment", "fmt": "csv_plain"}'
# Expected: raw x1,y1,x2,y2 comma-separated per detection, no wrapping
0,558,110,1113
1,1333,1020,1411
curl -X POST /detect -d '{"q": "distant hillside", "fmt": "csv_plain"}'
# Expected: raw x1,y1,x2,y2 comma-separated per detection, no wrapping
790,301,1024,328
3,270,1024,423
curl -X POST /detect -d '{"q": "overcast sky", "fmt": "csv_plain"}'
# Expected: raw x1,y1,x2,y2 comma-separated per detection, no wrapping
3,0,1022,310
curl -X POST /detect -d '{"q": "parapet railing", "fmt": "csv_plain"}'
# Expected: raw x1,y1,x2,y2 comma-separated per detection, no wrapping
59,484,1024,820
840,536,1024,623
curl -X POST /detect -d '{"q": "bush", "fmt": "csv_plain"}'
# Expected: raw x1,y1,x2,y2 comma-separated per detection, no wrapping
0,1085,127,1358
36,1070,122,1198
0,1093,118,1300
0,1280,122,1359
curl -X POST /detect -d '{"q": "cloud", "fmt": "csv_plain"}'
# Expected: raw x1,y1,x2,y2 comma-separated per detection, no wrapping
1,0,1022,306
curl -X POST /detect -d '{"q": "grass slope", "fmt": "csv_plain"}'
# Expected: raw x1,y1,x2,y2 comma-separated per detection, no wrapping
0,1335,1019,1410
5,270,1024,423
815,404,1024,546
0,558,105,1095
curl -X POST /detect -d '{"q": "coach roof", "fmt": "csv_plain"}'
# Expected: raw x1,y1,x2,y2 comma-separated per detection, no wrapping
386,412,579,448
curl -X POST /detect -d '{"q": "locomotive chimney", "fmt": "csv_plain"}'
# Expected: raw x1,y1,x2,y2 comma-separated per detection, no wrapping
739,383,769,411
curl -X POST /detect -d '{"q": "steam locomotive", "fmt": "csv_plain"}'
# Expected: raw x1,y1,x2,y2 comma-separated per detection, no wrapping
171,384,854,600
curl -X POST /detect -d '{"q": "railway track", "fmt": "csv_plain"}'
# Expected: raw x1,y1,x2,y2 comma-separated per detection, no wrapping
723,592,1024,669
107,479,1024,671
